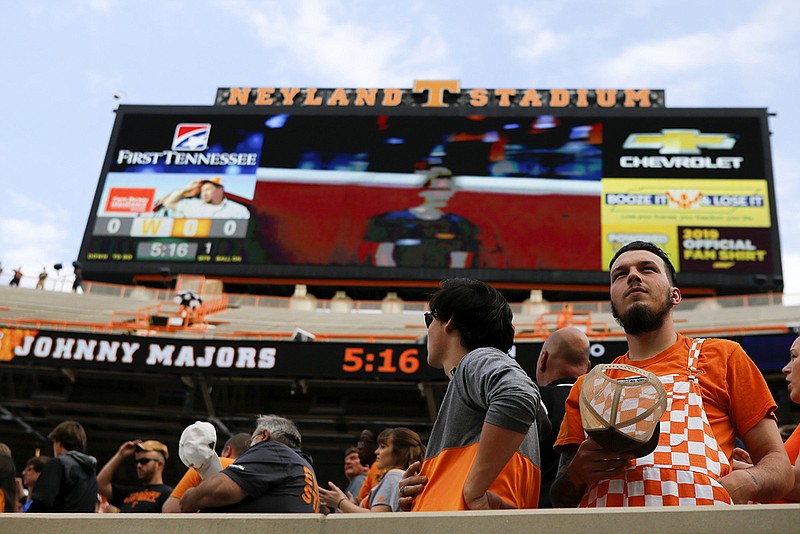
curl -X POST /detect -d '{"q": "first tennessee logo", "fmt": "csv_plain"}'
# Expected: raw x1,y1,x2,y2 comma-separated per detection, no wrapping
172,123,211,151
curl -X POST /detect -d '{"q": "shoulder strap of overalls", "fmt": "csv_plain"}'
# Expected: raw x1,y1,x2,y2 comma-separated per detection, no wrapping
688,337,705,382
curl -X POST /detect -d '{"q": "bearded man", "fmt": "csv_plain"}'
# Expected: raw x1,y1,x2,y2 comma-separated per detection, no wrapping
550,241,791,507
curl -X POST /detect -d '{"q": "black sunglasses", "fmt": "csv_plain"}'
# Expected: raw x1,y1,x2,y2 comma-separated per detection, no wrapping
135,458,155,466
424,312,435,328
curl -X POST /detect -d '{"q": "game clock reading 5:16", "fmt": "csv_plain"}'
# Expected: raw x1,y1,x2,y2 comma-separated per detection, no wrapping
136,241,199,261
342,347,421,374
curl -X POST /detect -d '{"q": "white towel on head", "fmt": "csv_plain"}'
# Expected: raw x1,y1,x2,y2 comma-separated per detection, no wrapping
179,421,223,479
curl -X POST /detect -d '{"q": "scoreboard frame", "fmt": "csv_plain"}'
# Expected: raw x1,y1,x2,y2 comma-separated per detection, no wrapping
78,104,783,296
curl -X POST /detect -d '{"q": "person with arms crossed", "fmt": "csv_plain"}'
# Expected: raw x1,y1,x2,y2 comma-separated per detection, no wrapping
550,241,791,507
179,414,319,513
399,278,549,511
97,439,173,512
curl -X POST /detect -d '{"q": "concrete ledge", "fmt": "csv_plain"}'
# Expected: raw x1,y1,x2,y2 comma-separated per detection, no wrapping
3,505,799,534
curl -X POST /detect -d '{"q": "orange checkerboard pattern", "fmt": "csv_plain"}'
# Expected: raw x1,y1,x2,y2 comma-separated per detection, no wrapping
582,339,733,507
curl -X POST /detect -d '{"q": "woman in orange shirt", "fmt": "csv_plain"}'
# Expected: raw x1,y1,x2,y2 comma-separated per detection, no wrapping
734,335,800,503
779,336,800,502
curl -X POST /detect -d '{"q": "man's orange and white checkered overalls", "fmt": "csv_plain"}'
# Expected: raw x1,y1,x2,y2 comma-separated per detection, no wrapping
581,339,734,506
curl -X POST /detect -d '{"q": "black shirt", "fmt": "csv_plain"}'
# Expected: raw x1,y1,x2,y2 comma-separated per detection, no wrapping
28,451,98,513
111,482,173,512
538,377,577,508
203,440,319,513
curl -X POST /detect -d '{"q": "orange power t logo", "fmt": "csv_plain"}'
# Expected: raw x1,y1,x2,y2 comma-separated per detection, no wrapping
623,129,736,155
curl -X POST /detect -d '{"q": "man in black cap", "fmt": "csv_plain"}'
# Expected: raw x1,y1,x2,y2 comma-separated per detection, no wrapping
97,439,173,512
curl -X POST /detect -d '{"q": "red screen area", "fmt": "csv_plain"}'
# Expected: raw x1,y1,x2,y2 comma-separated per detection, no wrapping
252,181,601,270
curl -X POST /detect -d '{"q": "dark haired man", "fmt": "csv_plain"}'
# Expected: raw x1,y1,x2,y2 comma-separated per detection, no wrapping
399,278,549,510
355,426,387,505
551,241,791,506
343,446,369,499
28,421,98,512
20,455,50,511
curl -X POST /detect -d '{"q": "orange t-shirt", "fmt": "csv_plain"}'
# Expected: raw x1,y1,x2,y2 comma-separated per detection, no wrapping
411,443,540,510
170,457,235,499
555,334,777,460
357,462,382,504
785,424,800,465
774,424,800,503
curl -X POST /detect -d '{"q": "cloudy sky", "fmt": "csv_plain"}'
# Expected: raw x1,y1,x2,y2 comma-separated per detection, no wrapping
2,0,798,301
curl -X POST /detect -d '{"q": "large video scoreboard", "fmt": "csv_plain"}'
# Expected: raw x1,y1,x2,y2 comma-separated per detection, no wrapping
79,96,783,295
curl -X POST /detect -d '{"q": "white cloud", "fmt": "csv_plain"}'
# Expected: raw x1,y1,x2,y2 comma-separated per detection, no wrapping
599,33,719,83
88,71,123,88
0,217,72,288
774,150,800,304
8,191,69,220
782,252,800,305
499,6,567,62
2,191,74,286
594,2,800,87
219,0,448,86
88,0,115,13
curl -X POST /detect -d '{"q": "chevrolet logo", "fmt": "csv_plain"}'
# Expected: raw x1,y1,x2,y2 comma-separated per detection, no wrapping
623,129,736,155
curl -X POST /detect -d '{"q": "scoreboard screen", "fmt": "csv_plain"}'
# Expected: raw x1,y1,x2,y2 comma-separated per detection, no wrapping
79,105,783,294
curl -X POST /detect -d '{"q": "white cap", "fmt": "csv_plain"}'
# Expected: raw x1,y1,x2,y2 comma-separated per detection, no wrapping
178,421,223,479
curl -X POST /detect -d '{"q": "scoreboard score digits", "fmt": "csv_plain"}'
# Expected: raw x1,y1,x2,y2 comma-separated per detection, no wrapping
91,215,248,263
93,217,247,239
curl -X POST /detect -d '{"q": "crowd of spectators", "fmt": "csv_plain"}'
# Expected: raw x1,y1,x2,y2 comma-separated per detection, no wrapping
1,244,800,514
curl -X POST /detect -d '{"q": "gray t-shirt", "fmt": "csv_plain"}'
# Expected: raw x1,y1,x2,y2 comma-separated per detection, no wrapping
425,347,549,457
368,469,403,511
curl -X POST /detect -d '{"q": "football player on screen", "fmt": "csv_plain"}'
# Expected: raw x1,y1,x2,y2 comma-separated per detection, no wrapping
359,167,481,269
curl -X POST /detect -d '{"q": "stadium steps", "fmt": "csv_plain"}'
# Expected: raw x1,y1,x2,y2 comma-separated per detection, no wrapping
2,285,797,341
208,306,428,340
0,285,163,328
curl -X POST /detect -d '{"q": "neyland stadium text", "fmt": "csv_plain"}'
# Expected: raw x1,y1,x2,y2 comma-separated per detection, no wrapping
215,80,664,109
